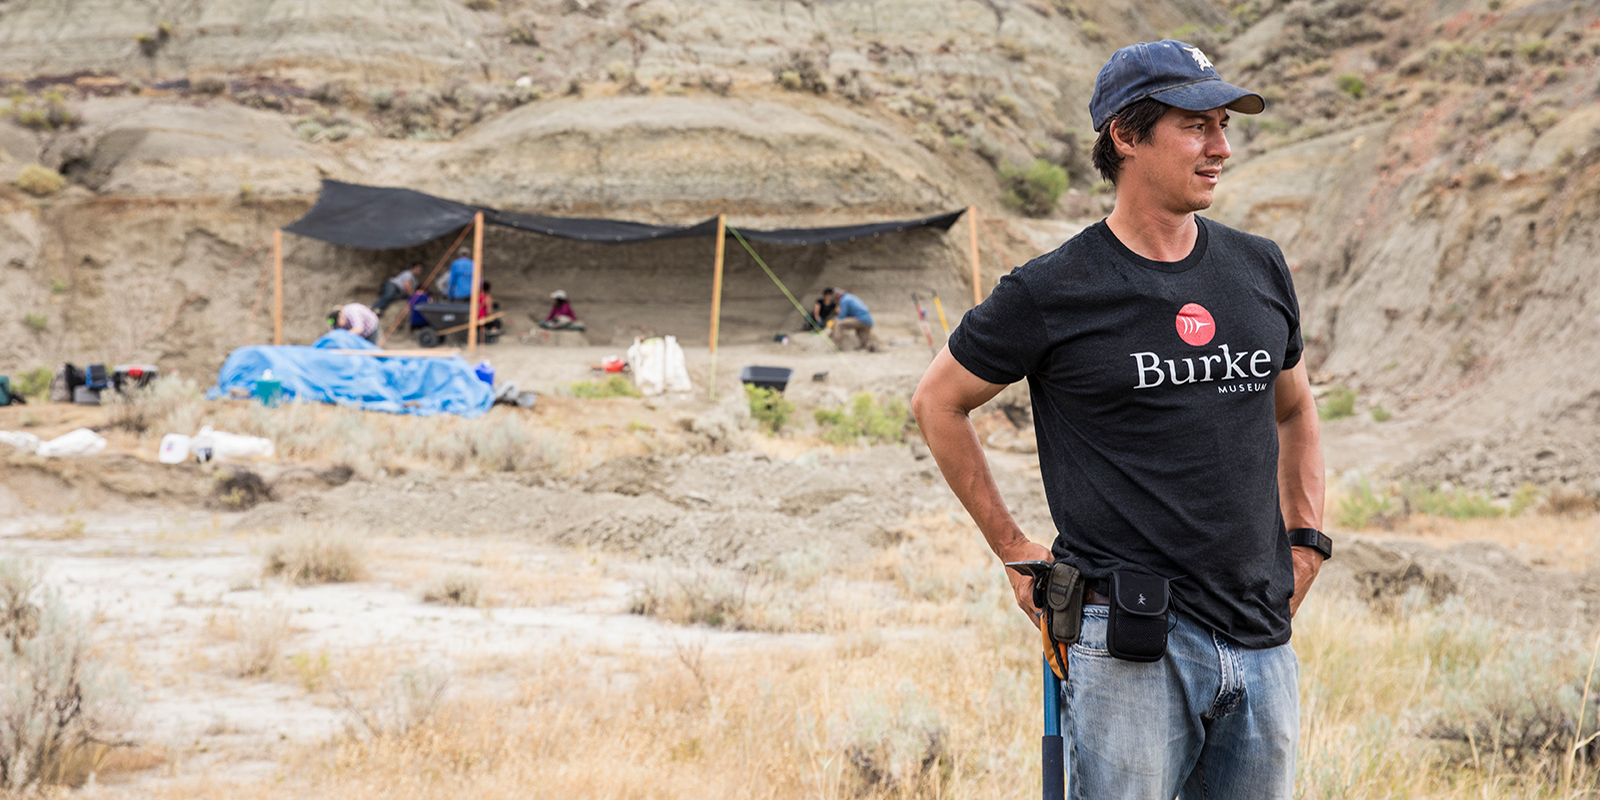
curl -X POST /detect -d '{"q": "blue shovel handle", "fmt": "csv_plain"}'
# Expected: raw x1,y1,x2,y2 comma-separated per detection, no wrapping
1042,656,1065,800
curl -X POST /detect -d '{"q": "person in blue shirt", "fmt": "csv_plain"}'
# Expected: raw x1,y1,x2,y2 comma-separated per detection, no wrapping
828,288,877,351
446,247,477,300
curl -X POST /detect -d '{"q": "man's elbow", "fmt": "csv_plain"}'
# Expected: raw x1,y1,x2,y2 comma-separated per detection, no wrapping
911,382,937,429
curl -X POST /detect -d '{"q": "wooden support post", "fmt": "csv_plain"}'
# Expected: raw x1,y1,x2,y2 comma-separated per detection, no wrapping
708,214,727,402
467,211,484,353
709,214,726,355
968,206,982,307
272,229,283,345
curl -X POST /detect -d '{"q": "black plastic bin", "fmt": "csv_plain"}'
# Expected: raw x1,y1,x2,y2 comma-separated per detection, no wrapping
739,366,794,393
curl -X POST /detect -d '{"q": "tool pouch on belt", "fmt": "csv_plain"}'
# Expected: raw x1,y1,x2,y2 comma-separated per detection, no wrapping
1106,570,1170,663
1039,563,1084,680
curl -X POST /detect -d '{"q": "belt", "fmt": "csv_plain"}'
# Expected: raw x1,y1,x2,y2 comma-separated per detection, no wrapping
1085,585,1109,606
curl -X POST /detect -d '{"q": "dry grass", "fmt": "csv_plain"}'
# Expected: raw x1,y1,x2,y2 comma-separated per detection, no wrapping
101,379,693,476
421,571,483,607
18,516,87,540
210,605,294,678
263,531,366,585
135,585,1600,800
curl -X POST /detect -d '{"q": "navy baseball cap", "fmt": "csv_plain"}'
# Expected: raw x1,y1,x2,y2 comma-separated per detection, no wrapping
1090,40,1265,132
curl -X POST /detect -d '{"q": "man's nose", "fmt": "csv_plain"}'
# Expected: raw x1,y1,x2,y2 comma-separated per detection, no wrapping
1206,126,1231,161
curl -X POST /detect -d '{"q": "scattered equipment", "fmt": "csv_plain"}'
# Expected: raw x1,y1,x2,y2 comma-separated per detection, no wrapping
739,366,794,393
912,293,936,353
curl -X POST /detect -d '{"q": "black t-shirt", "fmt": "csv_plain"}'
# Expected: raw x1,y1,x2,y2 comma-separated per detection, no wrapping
948,217,1303,648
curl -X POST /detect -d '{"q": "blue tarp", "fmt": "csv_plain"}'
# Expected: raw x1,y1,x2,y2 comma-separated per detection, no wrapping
206,331,495,418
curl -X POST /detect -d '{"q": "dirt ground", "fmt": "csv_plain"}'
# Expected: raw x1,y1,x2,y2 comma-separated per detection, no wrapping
3,340,1599,794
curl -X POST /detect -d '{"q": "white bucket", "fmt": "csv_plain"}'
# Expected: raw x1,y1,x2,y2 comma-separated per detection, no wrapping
158,434,190,464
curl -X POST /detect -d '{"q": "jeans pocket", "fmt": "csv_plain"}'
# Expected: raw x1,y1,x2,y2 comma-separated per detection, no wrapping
1071,606,1111,657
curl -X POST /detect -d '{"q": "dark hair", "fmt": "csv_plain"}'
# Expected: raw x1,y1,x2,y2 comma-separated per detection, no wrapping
1091,98,1170,184
821,287,835,296
481,281,492,292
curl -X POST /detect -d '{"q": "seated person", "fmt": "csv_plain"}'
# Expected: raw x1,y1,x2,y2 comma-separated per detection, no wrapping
804,287,839,331
329,302,381,343
477,281,504,336
540,290,584,330
829,289,876,352
406,287,431,330
374,263,422,315
446,247,476,300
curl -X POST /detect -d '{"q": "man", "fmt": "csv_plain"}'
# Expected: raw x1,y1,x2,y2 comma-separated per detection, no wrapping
829,288,875,351
446,247,476,301
373,263,423,315
911,40,1326,799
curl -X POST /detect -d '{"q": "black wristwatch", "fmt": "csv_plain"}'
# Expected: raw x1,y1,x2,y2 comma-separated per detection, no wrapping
1287,528,1333,560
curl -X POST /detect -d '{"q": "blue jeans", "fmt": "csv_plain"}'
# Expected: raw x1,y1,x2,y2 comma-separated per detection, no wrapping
1061,605,1298,799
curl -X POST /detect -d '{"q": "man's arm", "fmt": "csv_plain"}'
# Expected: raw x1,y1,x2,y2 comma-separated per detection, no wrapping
1274,361,1325,617
912,347,1053,627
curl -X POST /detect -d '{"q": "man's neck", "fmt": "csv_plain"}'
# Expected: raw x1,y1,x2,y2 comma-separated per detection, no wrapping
1105,197,1198,263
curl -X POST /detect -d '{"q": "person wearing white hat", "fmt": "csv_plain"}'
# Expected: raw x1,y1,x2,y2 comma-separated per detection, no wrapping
540,290,582,330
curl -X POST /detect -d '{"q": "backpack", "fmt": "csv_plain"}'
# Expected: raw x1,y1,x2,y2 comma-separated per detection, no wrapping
0,375,12,406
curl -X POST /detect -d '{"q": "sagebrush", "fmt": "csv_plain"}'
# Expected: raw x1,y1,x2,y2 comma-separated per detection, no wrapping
815,392,912,445
0,559,133,790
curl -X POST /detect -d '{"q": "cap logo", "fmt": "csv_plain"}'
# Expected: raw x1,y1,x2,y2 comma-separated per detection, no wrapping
1184,45,1213,72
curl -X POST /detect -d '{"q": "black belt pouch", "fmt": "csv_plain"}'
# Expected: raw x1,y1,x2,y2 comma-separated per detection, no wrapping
1106,570,1169,663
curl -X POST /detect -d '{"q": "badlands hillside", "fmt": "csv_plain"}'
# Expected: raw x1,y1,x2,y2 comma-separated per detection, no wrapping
0,0,1598,492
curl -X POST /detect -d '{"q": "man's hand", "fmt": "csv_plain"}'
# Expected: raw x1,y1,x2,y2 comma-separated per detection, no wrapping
1289,545,1323,617
1001,541,1056,629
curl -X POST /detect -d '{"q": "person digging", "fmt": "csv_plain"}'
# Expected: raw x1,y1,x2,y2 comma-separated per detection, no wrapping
828,288,877,352
912,40,1328,800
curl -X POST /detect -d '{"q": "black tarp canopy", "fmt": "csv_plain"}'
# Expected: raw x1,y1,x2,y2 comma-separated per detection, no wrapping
284,180,967,250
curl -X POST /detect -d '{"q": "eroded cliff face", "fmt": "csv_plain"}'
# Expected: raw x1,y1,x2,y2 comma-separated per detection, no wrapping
0,0,1597,483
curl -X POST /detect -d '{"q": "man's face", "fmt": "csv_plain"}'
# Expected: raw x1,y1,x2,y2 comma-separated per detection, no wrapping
1118,106,1232,213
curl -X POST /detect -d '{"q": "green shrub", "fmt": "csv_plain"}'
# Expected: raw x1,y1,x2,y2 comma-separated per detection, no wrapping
465,0,499,9
23,313,47,331
1406,485,1504,520
1335,73,1366,98
15,367,51,400
1509,483,1540,517
1370,404,1391,422
1318,386,1357,420
14,164,65,197
1079,21,1102,41
746,385,794,433
571,375,641,398
814,393,912,446
1338,477,1399,529
999,159,1069,218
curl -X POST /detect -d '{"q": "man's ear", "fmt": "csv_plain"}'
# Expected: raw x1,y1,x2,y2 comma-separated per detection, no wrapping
1110,118,1140,160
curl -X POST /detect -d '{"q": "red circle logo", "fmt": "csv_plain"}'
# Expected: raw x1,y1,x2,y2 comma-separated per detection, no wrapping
1175,303,1215,346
